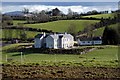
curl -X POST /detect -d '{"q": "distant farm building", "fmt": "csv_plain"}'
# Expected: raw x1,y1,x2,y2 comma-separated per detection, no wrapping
78,37,102,45
34,33,74,49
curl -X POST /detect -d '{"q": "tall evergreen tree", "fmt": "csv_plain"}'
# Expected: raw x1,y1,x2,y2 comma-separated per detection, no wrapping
102,26,120,45
102,26,109,44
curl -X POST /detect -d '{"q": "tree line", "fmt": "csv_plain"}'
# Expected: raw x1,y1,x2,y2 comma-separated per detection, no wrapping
102,12,120,45
102,25,120,45
2,8,113,24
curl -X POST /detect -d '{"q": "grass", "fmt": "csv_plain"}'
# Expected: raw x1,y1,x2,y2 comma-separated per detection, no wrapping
24,20,99,32
13,20,26,25
109,23,119,29
2,44,118,67
82,13,114,19
93,23,119,37
93,27,105,36
2,43,33,51
2,29,40,39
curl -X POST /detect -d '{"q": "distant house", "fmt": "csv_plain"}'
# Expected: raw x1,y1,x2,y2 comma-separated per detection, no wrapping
34,33,74,49
77,37,102,45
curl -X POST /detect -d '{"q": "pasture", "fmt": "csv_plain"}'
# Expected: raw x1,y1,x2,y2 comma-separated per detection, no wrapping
82,13,114,19
93,23,119,37
24,20,99,32
13,20,26,25
2,44,118,67
2,29,40,39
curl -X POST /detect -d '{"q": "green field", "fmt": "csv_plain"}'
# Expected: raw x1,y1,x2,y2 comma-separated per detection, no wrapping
2,29,40,39
2,44,118,67
13,20,26,25
93,27,105,36
82,13,114,19
109,23,119,29
93,23,119,37
24,20,99,32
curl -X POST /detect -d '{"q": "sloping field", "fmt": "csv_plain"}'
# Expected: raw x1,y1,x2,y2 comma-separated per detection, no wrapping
82,13,114,19
93,23,119,37
25,20,99,32
2,29,40,39
13,20,26,25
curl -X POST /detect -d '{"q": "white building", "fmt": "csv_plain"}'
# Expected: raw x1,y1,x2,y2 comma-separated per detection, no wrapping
34,33,74,49
34,33,46,48
77,37,102,45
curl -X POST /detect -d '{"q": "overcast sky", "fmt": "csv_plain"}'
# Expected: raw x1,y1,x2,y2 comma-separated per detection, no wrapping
2,0,120,2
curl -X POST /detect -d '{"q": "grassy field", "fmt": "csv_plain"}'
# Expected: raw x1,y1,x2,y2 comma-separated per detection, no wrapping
2,20,99,39
24,20,99,32
2,44,118,67
93,23,119,37
13,20,26,25
2,29,40,39
93,27,105,36
82,13,114,19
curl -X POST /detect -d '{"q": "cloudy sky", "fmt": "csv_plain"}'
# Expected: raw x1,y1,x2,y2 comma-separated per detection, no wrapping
2,0,120,2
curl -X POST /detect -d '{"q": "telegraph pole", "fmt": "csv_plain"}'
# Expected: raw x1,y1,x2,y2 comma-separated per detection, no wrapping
21,52,23,64
6,54,7,63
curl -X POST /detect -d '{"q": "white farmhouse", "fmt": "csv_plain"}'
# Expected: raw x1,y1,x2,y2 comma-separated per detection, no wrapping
34,33,74,49
77,37,102,45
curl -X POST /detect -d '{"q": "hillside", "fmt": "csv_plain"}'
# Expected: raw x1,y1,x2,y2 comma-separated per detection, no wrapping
82,13,114,19
13,20,26,25
93,23,119,37
2,20,99,39
24,20,99,32
3,21,118,39
2,29,40,39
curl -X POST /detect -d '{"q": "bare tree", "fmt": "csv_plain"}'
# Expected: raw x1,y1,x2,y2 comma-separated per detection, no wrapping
22,8,29,14
2,15,13,27
67,8,73,19
83,24,94,38
67,23,77,36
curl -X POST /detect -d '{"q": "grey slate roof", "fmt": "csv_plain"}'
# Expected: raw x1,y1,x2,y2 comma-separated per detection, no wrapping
50,34,59,39
79,36,102,41
35,33,74,40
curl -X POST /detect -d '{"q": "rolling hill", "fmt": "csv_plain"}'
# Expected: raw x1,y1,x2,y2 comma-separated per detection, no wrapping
24,20,99,32
93,23,119,37
2,29,40,39
82,13,114,19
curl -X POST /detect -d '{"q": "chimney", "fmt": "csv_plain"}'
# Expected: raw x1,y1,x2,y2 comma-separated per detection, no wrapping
64,32,67,34
54,32,57,35
43,32,46,37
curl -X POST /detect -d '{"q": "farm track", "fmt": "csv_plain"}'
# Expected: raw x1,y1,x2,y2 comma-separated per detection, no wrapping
2,64,120,79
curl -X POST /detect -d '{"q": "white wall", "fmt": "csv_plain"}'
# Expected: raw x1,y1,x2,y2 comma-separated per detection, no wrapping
79,40,102,45
34,36,44,48
46,36,54,48
35,33,74,49
34,38,42,48
62,35,74,49
93,41,102,44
